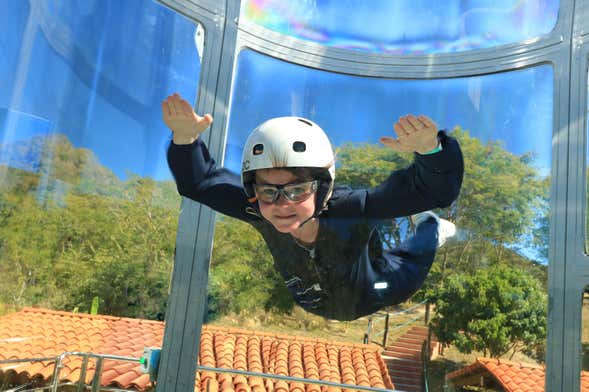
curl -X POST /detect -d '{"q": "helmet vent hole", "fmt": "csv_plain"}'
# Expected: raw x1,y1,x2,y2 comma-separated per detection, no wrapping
297,118,313,126
292,141,306,152
253,144,264,155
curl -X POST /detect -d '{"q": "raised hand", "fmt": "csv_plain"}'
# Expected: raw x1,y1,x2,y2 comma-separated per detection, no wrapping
380,115,439,154
162,93,213,145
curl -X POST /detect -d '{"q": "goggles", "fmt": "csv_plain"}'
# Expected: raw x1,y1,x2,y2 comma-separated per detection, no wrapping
253,180,319,204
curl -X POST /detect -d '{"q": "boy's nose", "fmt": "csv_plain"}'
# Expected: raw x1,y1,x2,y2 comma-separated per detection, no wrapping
274,192,292,205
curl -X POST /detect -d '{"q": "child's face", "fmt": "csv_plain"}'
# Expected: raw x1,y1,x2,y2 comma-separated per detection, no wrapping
254,169,317,234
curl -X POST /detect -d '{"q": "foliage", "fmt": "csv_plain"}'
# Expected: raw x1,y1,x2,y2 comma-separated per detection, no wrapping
208,217,293,319
337,127,549,276
427,265,547,358
0,135,179,319
0,126,552,367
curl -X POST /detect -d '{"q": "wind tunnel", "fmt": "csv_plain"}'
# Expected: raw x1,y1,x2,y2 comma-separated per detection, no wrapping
0,1,587,392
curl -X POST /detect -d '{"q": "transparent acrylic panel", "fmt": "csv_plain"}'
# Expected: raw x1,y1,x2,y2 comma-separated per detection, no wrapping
0,0,202,319
587,68,589,253
241,0,559,54
581,291,589,384
202,49,552,389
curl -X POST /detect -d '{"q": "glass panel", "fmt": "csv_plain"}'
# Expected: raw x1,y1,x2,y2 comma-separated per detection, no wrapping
582,291,589,384
202,49,551,389
587,68,589,253
242,0,560,54
0,1,202,319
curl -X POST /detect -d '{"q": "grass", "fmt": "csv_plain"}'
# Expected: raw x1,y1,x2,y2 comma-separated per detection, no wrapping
582,295,589,369
207,301,428,346
210,302,550,392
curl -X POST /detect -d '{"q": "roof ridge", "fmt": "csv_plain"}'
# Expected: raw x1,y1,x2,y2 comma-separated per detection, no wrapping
18,308,378,350
476,356,545,370
202,324,378,349
20,307,164,325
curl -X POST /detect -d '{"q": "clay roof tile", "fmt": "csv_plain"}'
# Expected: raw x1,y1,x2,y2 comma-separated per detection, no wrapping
0,308,394,391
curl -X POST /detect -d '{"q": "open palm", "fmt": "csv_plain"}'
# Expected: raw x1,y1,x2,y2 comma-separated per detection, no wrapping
380,114,439,154
162,93,213,144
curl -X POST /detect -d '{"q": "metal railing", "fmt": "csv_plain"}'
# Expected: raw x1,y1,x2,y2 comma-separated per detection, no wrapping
0,352,405,392
363,300,427,346
421,340,430,392
0,352,143,392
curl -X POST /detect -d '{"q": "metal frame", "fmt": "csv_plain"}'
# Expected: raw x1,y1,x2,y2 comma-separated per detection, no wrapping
0,353,142,392
155,0,589,391
154,0,241,391
0,354,400,392
561,2,589,389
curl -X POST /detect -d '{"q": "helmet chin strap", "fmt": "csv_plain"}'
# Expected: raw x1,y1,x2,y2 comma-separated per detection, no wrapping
297,214,315,229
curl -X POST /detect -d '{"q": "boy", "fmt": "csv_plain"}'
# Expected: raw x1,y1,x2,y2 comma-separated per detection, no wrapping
164,93,463,321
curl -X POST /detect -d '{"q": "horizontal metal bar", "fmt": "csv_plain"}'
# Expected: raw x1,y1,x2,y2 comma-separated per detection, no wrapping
10,382,141,392
2,352,398,391
370,301,426,323
195,365,398,392
0,353,140,366
390,315,423,331
387,301,426,317
57,352,141,363
0,357,57,364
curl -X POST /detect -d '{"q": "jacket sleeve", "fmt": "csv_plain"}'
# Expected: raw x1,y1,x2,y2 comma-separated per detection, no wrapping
167,138,256,222
326,131,464,218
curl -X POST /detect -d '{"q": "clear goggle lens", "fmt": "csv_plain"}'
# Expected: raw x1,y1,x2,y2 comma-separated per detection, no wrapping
254,180,319,203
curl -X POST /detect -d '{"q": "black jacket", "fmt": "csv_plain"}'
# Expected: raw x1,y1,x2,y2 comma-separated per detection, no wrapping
167,131,464,320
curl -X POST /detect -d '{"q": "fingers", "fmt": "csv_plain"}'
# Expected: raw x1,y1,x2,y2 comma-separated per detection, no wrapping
162,93,187,115
180,99,195,117
379,136,400,149
161,101,172,117
162,94,180,117
393,122,408,138
169,95,183,116
395,114,437,134
396,115,423,136
380,136,410,153
418,115,436,130
202,113,213,126
384,114,438,153
405,115,424,132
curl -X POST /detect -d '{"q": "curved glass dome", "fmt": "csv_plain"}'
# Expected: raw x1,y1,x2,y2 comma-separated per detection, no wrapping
242,0,560,54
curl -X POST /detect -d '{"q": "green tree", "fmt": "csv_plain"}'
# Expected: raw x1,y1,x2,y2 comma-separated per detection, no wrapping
336,128,549,288
0,135,182,318
208,216,293,319
52,179,177,319
428,265,546,358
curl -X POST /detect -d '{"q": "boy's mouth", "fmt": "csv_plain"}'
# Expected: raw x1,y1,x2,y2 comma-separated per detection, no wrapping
275,214,296,220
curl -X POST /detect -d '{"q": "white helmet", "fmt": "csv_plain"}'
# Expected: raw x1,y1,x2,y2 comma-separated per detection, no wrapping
241,116,335,214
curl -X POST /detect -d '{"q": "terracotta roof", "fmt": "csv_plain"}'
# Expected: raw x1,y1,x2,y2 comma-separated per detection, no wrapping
0,308,394,391
446,357,589,392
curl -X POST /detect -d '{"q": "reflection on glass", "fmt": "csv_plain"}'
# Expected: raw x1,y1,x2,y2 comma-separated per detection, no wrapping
203,49,552,389
0,1,201,319
242,0,559,54
587,69,589,253
581,291,589,388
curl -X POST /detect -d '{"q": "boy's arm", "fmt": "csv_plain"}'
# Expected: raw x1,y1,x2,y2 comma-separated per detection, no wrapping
162,93,255,221
167,138,256,222
326,131,464,218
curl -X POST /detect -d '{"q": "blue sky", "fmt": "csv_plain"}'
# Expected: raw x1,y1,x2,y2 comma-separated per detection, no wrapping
0,0,200,181
243,0,559,54
1,0,553,184
224,50,553,176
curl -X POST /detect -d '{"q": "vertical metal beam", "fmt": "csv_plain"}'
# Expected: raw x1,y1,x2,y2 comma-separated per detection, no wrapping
50,354,64,392
91,357,104,392
558,1,589,390
155,0,241,391
76,354,90,392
